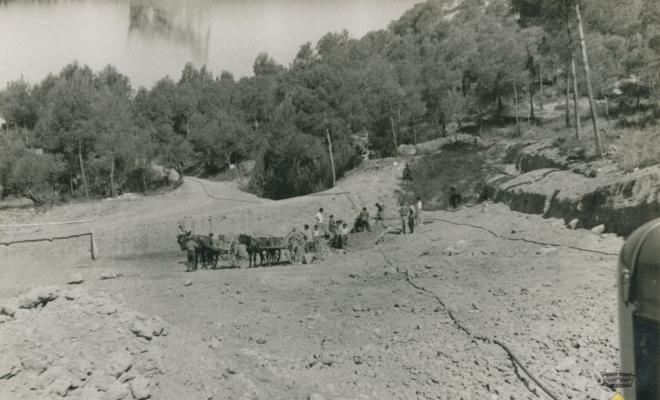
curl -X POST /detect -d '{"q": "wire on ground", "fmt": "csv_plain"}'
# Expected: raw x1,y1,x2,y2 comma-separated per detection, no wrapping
377,249,560,400
426,216,619,257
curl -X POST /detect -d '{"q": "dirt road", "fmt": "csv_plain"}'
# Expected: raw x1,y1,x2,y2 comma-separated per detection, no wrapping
0,160,622,400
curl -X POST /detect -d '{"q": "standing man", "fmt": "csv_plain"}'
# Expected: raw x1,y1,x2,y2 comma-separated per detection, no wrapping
312,225,322,253
303,224,314,253
415,196,423,226
340,223,350,248
359,207,371,232
408,201,416,234
184,237,198,272
315,208,325,235
398,202,408,234
449,187,462,209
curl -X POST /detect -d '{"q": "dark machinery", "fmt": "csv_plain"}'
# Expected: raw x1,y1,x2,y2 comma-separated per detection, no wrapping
617,218,660,399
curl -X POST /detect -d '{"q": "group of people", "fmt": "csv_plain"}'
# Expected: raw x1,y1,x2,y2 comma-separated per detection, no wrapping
399,197,423,234
302,208,352,253
301,203,390,253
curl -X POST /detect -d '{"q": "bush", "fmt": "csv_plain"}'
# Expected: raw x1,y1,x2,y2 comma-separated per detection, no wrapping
7,151,66,205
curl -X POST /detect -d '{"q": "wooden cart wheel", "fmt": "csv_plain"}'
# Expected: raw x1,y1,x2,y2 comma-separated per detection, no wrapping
286,231,306,263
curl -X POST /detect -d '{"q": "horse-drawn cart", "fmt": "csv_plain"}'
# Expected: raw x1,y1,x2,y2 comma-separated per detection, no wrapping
178,229,307,270
236,230,307,267
177,233,241,270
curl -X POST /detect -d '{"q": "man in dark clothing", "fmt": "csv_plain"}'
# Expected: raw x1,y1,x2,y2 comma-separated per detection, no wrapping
449,187,462,208
402,164,413,181
399,202,409,234
359,207,370,232
408,202,416,234
185,238,198,272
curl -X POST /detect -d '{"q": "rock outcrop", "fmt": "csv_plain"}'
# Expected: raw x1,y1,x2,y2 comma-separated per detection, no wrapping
485,165,660,235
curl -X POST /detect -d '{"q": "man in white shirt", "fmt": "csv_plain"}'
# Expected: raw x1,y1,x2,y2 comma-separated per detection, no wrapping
416,196,423,225
315,208,325,235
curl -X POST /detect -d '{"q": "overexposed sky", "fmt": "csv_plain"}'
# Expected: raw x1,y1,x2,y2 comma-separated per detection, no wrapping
0,0,421,88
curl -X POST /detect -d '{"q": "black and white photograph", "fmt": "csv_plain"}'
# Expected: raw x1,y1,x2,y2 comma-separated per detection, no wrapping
0,0,659,399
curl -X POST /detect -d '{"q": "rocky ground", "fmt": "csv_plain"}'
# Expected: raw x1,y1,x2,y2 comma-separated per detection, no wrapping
0,157,625,400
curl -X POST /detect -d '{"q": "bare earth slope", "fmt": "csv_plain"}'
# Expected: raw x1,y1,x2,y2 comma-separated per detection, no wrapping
0,160,621,400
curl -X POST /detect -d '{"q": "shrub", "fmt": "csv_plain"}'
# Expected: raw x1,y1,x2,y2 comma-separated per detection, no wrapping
7,151,66,205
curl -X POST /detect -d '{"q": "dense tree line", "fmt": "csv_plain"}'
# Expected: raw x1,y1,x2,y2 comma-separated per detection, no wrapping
1,0,659,204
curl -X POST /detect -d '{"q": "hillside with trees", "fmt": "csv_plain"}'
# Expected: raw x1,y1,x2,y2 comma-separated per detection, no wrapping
1,0,659,204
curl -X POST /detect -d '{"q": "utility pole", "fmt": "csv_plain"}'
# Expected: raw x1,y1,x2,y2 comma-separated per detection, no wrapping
326,128,336,187
575,0,603,157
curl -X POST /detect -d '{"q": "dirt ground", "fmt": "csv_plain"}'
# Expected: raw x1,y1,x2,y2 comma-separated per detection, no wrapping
0,159,623,400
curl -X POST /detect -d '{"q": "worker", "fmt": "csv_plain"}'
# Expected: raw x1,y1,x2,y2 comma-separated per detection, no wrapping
359,207,371,232
340,223,350,247
375,203,385,225
402,164,413,181
408,201,416,234
303,224,313,252
184,237,198,272
315,207,325,233
398,202,408,234
327,215,336,239
312,225,322,252
333,220,343,248
449,187,462,208
415,196,423,225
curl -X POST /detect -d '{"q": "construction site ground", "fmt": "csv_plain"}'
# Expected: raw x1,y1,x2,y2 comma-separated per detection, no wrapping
0,158,623,400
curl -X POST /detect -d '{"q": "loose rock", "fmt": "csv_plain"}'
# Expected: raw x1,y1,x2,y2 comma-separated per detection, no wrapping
130,375,151,399
67,273,84,285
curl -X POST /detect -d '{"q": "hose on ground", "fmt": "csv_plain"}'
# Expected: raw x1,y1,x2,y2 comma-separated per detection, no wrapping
378,249,561,400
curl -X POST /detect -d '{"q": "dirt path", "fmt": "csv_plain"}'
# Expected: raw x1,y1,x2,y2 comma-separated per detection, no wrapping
0,161,622,399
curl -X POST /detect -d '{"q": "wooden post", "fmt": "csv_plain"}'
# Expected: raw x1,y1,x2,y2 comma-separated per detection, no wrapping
575,1,603,157
90,231,98,260
326,128,336,187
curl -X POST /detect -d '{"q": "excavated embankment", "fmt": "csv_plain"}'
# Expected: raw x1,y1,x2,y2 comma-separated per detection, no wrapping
485,141,660,236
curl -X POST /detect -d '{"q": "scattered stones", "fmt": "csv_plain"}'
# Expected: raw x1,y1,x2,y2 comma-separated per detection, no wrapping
67,273,84,285
309,393,325,400
100,270,120,280
130,320,154,340
18,286,60,309
591,224,606,235
0,297,19,317
184,280,193,287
